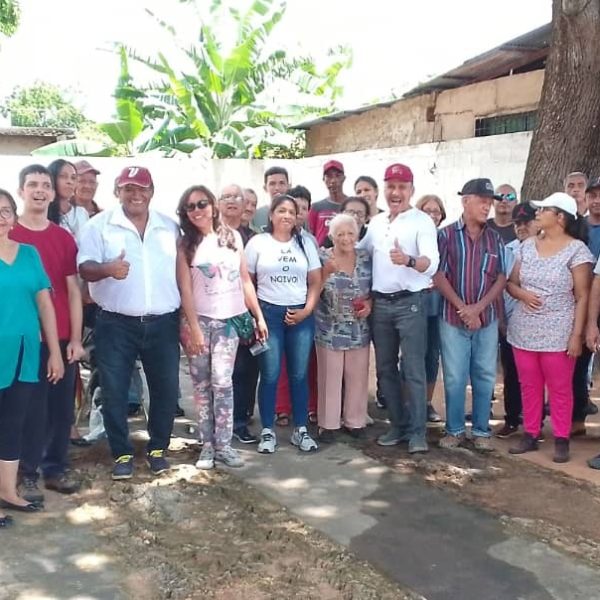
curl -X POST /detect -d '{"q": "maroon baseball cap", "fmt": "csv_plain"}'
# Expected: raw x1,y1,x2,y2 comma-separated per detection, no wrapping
115,166,153,188
323,159,344,175
74,160,100,176
384,163,413,183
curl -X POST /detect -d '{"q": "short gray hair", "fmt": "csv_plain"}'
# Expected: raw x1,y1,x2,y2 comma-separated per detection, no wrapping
328,213,359,238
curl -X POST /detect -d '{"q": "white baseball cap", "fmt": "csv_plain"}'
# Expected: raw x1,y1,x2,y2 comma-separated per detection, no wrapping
531,192,577,217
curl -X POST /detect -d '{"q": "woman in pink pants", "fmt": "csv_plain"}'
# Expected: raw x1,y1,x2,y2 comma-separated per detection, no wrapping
507,194,592,463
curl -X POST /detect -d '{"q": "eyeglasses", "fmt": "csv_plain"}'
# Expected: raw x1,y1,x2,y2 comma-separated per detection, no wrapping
220,194,244,203
184,199,211,212
343,209,367,218
499,193,517,202
0,207,15,219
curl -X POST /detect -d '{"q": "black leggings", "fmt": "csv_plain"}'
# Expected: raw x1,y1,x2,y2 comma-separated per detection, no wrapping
0,380,35,461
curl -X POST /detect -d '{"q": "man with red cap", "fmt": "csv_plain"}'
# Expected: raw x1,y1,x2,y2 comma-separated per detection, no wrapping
358,163,439,453
73,160,102,217
78,166,181,480
308,159,347,246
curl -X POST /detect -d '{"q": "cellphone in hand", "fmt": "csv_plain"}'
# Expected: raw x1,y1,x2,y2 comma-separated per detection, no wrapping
249,340,270,356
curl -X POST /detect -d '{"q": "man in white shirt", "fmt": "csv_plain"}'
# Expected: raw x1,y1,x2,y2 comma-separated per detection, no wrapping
78,166,181,480
359,163,439,453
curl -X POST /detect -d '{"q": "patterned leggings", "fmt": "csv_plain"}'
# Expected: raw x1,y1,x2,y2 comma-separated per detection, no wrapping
188,316,239,448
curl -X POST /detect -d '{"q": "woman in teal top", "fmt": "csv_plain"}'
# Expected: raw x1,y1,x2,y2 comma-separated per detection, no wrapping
0,190,63,526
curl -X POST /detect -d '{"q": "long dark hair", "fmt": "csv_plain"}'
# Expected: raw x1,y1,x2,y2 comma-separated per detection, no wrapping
177,185,236,265
266,194,307,257
564,212,589,244
47,159,76,224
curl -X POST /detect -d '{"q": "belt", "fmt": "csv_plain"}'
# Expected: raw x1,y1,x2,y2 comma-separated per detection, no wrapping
100,309,176,323
372,290,421,301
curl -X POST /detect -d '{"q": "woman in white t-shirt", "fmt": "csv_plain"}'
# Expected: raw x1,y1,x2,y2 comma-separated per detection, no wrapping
48,160,89,243
245,194,322,454
177,185,267,470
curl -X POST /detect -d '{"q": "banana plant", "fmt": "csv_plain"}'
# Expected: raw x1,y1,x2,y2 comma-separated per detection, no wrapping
123,0,351,158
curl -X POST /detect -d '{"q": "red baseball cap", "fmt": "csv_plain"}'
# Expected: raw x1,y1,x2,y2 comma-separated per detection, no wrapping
323,159,344,175
115,166,153,188
74,160,100,176
384,163,413,183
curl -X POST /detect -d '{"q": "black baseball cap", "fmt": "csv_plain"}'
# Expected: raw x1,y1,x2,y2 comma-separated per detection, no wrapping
458,178,501,199
586,176,600,192
512,203,537,223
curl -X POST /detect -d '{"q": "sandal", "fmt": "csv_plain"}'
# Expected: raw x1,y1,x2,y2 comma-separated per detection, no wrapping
275,413,289,427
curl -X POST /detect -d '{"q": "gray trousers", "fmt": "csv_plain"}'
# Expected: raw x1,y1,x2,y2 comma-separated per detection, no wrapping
371,292,428,441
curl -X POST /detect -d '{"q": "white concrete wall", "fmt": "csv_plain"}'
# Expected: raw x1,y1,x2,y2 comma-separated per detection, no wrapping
4,131,532,224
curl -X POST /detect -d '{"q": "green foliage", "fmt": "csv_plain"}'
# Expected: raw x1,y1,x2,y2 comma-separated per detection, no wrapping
1,82,88,128
120,0,351,158
0,0,19,36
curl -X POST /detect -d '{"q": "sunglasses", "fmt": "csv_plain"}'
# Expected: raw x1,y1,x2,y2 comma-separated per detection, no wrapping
499,193,517,202
184,199,211,212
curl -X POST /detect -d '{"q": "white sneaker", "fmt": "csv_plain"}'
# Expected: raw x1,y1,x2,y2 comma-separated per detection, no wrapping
365,414,374,426
291,426,318,452
215,445,244,467
258,428,277,454
195,445,215,470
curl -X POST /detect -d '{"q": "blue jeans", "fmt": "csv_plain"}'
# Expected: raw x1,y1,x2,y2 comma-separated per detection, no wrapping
94,310,180,458
371,292,427,442
439,319,498,437
257,301,314,429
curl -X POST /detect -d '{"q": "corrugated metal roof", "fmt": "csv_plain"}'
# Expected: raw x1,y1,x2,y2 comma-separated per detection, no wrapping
294,23,552,130
0,126,75,137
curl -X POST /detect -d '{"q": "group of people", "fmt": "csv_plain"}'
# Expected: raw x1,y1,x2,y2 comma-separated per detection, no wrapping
2,154,600,531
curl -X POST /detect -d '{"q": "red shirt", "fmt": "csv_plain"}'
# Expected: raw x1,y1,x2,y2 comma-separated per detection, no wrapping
10,222,78,341
307,198,342,246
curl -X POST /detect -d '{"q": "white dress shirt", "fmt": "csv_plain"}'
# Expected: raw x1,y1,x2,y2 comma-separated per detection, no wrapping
77,206,181,316
358,208,439,293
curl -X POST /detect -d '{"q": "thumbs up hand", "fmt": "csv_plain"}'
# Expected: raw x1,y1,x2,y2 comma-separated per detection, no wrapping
109,249,130,280
389,238,409,266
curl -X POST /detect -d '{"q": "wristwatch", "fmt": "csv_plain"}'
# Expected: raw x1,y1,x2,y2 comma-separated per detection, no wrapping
407,256,416,269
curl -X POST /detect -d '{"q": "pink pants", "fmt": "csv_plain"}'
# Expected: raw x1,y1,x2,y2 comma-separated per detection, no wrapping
316,344,370,430
513,348,575,439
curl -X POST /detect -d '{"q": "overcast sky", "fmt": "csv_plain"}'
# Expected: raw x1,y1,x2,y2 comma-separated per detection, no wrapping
0,0,551,122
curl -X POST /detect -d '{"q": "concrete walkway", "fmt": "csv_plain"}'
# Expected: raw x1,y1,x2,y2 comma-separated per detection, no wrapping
0,493,124,600
231,440,600,600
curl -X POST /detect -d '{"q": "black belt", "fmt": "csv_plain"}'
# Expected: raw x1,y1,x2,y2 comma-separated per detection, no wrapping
372,290,421,301
99,309,177,323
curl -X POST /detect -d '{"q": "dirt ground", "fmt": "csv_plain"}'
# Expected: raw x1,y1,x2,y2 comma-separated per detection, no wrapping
68,437,417,600
361,405,600,571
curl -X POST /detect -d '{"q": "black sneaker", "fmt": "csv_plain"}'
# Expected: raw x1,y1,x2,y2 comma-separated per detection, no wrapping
495,423,519,438
147,450,170,475
585,401,599,416
233,426,258,444
174,405,185,418
44,473,81,494
509,433,538,454
375,389,386,409
18,477,45,504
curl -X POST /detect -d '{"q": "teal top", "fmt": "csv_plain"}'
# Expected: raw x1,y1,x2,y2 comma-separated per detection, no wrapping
0,243,50,389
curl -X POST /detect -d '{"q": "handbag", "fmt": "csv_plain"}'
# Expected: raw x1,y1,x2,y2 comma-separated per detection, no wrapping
228,311,255,344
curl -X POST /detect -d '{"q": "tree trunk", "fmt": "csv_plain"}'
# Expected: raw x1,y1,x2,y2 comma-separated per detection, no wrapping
521,0,600,200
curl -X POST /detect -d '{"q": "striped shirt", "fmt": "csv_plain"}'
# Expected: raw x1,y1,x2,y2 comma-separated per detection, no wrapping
437,218,506,327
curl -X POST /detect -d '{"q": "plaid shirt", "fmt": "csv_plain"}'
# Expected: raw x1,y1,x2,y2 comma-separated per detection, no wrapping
437,218,506,327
